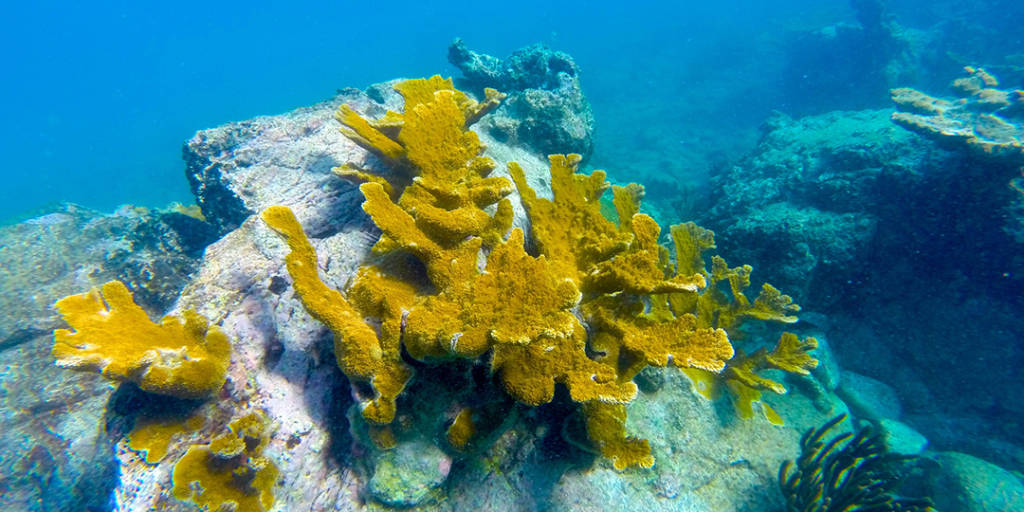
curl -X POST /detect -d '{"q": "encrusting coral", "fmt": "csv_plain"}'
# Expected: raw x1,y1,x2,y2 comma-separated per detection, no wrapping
127,414,206,464
446,408,476,450
171,411,279,512
52,280,231,399
263,76,817,470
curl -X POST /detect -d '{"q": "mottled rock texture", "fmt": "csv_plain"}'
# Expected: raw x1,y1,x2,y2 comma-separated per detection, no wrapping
702,109,932,307
703,105,1024,479
0,204,212,343
0,203,212,512
925,452,1024,512
183,91,377,237
449,39,595,161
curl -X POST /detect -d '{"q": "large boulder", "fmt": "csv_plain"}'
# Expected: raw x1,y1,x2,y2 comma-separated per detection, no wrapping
0,203,212,512
925,452,1024,512
702,108,937,307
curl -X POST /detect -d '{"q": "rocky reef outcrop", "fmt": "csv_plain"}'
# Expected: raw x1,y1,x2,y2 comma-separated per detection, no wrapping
702,109,918,306
2,71,853,512
0,203,213,511
448,38,595,161
703,101,1024,482
11,39,1022,511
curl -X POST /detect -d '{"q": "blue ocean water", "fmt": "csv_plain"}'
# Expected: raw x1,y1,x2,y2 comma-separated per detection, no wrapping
3,1,1024,510
0,0,852,223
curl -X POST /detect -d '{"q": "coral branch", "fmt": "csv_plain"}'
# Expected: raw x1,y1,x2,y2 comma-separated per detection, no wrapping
261,205,412,424
891,66,1024,165
52,280,230,399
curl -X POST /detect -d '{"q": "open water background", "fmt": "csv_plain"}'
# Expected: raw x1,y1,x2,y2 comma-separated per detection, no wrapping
0,0,861,223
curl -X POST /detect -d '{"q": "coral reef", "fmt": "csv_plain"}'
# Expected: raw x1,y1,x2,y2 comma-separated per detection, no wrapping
0,203,211,511
779,414,933,511
265,76,814,471
52,280,231,399
9,65,878,510
704,103,1024,475
171,411,279,512
891,66,1024,165
127,414,206,464
449,39,595,160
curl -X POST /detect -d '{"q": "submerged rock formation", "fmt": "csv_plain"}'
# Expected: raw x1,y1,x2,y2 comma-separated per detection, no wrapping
704,102,1024,482
14,43,1006,511
4,71,852,511
449,38,595,161
0,203,213,512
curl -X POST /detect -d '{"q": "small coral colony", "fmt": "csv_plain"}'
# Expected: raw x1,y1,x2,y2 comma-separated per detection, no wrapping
50,76,816,509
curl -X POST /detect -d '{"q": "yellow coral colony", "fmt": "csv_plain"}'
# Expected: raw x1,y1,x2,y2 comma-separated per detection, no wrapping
52,280,230,399
262,205,413,425
171,411,279,512
720,333,819,425
668,238,819,425
264,76,816,470
509,156,735,469
128,414,206,464
447,408,476,449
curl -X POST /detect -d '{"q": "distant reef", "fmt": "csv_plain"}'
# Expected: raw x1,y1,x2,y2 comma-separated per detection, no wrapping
699,90,1024,488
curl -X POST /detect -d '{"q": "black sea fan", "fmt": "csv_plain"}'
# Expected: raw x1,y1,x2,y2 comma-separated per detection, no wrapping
778,414,933,512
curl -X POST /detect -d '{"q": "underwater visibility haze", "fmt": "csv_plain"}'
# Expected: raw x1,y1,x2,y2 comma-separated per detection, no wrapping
1,0,1023,510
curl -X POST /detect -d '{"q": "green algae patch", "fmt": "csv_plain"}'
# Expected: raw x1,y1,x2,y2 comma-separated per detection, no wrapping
369,439,450,508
